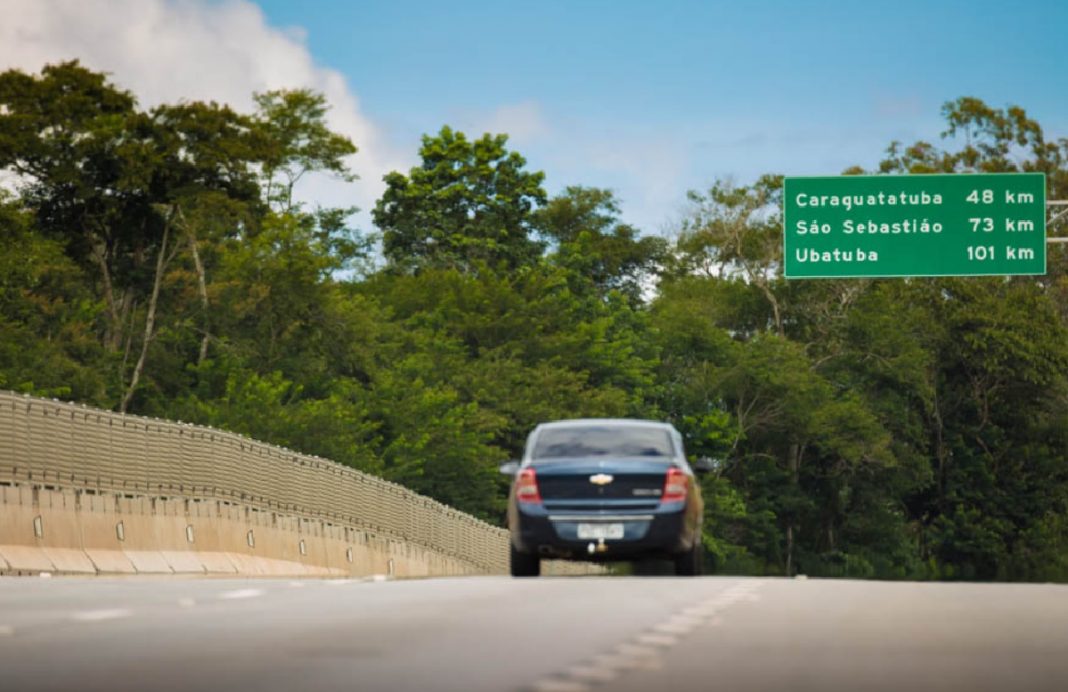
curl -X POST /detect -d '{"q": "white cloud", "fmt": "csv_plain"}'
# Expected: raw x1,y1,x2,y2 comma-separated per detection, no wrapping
0,0,408,226
475,101,549,145
445,102,691,234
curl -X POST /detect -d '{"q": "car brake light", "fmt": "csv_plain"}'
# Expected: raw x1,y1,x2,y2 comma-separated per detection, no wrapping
661,467,689,503
515,468,542,504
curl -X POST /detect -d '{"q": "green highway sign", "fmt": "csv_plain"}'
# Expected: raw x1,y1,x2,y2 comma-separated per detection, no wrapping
783,173,1046,279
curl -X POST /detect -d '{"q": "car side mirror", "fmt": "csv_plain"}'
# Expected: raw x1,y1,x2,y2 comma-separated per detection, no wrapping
498,460,521,476
692,457,718,474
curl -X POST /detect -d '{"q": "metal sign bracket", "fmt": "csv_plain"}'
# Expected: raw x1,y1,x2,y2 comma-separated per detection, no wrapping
1047,201,1068,242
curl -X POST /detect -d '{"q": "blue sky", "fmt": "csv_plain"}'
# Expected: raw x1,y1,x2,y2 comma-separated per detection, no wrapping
7,0,1067,235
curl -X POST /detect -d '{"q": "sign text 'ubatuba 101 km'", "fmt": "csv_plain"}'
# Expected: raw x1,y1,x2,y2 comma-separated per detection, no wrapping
783,173,1046,279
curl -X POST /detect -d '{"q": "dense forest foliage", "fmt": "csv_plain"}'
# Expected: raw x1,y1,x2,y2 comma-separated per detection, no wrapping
2,63,1068,580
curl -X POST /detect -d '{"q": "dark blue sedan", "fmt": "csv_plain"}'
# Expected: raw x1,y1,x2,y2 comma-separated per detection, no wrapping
500,419,712,577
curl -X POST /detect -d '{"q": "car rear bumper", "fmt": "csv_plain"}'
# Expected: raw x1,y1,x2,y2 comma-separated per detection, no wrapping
510,503,697,560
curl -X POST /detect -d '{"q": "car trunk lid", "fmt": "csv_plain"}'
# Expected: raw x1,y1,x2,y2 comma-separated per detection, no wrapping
530,458,671,511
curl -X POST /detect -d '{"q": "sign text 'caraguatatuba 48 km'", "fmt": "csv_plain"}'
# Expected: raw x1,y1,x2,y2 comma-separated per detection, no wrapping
783,173,1046,279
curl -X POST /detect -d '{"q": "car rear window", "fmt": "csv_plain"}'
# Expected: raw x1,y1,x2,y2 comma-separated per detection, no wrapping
532,426,674,459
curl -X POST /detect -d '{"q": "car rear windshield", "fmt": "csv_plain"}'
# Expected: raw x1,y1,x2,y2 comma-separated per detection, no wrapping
532,426,674,459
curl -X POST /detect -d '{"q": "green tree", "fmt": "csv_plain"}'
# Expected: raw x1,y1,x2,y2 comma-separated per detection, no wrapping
374,126,547,272
875,98,1068,579
253,89,358,213
0,62,268,410
535,186,668,305
658,174,921,577
0,193,108,401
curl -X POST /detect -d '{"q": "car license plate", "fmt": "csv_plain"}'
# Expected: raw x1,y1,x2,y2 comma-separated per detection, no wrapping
577,523,624,540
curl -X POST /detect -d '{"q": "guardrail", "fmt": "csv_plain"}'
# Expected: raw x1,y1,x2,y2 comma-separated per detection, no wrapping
0,391,509,574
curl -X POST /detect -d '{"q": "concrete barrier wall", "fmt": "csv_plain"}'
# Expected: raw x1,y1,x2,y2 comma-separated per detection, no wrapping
0,391,596,577
0,485,490,577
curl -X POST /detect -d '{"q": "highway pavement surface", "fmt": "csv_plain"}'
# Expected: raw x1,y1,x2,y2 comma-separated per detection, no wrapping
1,574,1067,691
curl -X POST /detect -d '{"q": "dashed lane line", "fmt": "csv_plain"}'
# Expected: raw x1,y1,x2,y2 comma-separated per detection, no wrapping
636,632,678,647
525,580,766,692
70,609,133,622
218,588,265,600
530,680,592,692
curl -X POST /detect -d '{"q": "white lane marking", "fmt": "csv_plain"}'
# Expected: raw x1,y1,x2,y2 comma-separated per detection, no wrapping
326,579,355,586
652,620,696,635
590,653,629,667
368,574,388,582
0,625,14,637
70,609,132,622
533,580,767,692
218,588,265,600
530,680,591,692
567,665,618,683
666,614,705,627
637,632,678,647
529,680,591,692
630,656,664,671
38,572,52,579
614,643,659,658
594,651,663,672
288,581,306,588
177,598,196,608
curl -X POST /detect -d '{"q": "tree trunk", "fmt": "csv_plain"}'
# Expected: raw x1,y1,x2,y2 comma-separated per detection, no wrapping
932,386,948,510
785,524,794,577
182,209,212,366
784,443,803,576
91,236,123,351
760,281,784,337
120,217,170,413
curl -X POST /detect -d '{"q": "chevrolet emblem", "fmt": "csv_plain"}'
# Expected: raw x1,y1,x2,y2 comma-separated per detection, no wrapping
589,473,614,486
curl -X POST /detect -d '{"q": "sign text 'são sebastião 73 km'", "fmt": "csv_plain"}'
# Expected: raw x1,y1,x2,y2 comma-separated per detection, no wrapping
783,173,1046,279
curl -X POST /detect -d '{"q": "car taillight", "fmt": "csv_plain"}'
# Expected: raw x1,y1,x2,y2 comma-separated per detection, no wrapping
661,467,689,503
515,468,542,505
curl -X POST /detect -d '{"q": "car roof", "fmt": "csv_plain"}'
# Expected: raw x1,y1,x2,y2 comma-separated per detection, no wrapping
534,418,675,431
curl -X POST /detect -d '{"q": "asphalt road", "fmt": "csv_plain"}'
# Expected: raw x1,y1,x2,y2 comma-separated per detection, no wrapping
1,575,1067,692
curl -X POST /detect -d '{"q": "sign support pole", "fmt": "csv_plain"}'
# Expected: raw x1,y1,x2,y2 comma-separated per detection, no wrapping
1048,201,1068,241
